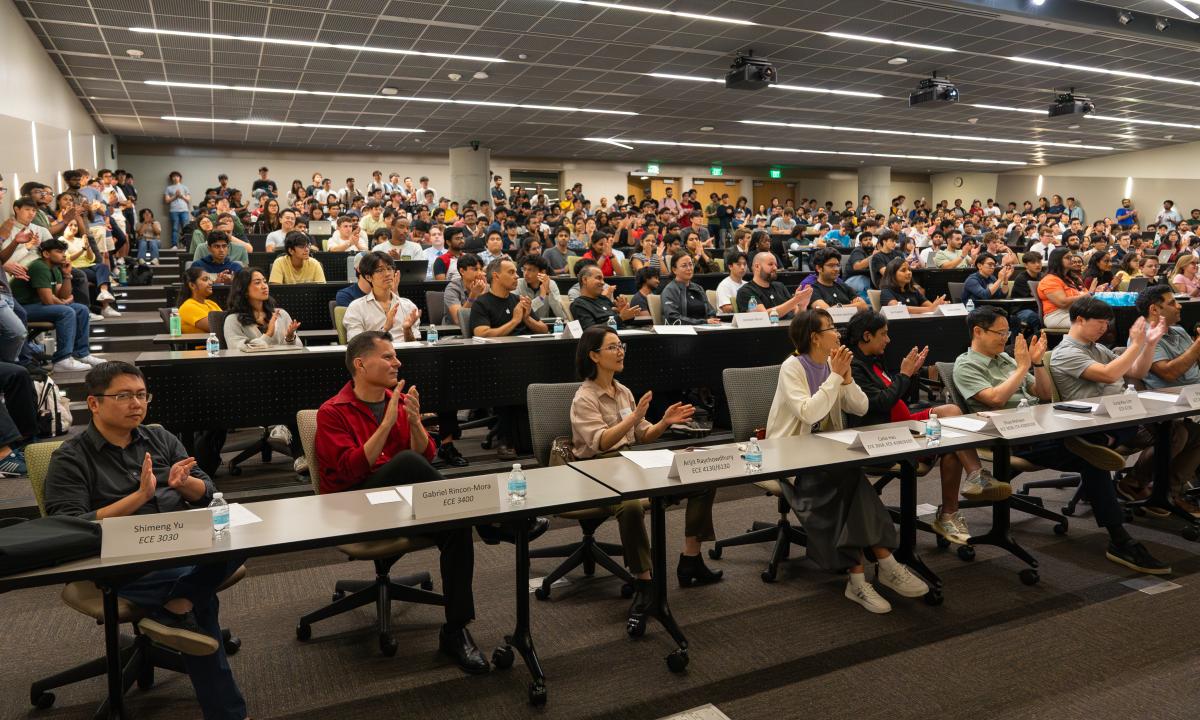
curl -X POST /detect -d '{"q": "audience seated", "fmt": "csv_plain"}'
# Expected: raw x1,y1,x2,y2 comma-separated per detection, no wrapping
1038,248,1087,329
263,208,298,252
10,238,105,373
344,252,420,342
571,264,638,330
735,251,811,319
191,215,250,264
325,215,368,253
714,250,746,312
442,253,485,325
878,258,945,313
223,269,302,351
515,255,567,321
808,248,869,312
192,231,243,284
60,216,119,318
177,266,221,334
629,267,659,316
661,251,718,325
269,232,326,284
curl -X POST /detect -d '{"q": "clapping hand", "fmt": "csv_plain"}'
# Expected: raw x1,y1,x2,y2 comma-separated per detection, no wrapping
265,309,281,338
1013,333,1031,370
930,294,947,307
633,391,652,421
166,457,198,492
383,379,406,428
384,302,399,329
661,401,695,426
137,453,158,502
468,276,487,299
286,319,301,339
402,384,422,425
402,307,421,331
899,346,928,376
601,283,616,299
829,345,853,381
794,284,813,309
1147,316,1169,345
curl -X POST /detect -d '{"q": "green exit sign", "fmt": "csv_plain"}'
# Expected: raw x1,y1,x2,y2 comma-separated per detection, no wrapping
646,163,660,175
710,165,724,176
769,168,782,179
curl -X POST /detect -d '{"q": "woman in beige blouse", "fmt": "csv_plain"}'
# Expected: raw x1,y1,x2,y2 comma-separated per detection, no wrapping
570,326,722,624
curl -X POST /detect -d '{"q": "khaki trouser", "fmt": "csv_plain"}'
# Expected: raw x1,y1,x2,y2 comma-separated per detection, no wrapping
610,490,716,575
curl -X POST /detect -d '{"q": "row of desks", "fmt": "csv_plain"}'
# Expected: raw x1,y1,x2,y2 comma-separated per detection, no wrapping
6,384,1196,714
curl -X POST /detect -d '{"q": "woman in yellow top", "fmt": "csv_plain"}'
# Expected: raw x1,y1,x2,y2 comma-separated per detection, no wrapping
60,218,121,318
177,266,222,334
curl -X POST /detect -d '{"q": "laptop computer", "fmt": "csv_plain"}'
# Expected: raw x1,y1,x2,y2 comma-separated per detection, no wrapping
396,259,428,283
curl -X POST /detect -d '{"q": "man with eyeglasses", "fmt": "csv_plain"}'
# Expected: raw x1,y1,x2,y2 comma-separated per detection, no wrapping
44,361,249,720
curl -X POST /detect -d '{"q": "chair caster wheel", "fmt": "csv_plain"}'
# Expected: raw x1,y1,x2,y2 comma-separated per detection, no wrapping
1053,521,1068,536
666,649,689,673
224,635,241,655
923,589,944,606
1061,505,1075,517
956,545,976,562
707,547,722,560
379,634,398,656
31,691,55,709
935,535,950,549
229,465,242,476
761,568,777,583
1183,525,1200,542
626,615,646,638
295,623,311,641
528,681,548,706
620,583,634,599
420,579,434,590
1019,569,1040,586
491,645,514,670
332,590,345,602
534,586,550,601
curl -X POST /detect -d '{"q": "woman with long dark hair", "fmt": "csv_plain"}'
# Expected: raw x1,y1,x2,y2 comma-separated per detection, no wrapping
254,197,282,234
878,257,944,314
1082,250,1116,292
223,269,302,350
1037,247,1087,328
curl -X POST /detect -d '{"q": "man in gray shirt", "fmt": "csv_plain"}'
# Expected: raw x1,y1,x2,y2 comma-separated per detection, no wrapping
515,255,567,320
1048,295,1160,401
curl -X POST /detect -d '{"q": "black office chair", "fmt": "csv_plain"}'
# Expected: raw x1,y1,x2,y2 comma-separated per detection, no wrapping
205,310,282,475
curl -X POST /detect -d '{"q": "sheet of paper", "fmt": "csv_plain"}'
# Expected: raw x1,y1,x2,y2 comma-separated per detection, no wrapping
366,489,402,505
619,449,677,469
527,577,570,593
916,503,939,517
616,329,650,335
1121,577,1181,595
1138,391,1179,403
1053,413,1096,423
819,429,860,445
941,430,966,439
227,503,262,527
939,416,988,432
305,345,346,353
395,486,413,505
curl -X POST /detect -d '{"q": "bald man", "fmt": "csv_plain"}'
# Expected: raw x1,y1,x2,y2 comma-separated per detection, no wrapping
734,251,813,319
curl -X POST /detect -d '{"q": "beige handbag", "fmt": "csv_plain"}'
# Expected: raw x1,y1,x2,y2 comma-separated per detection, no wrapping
547,436,576,467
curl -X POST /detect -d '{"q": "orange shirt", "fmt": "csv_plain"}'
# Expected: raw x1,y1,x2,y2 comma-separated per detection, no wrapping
1036,273,1081,316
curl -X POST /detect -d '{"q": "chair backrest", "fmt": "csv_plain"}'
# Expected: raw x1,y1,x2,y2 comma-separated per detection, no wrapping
619,258,632,276
296,409,322,494
458,306,473,338
566,256,581,275
1028,279,1040,299
526,382,582,466
425,290,446,325
947,282,965,302
721,365,781,440
208,310,229,348
867,289,882,312
712,258,725,273
935,361,972,414
705,289,720,310
26,440,65,517
332,303,348,344
647,293,663,324
1128,276,1149,293
157,307,173,331
1045,347,1063,402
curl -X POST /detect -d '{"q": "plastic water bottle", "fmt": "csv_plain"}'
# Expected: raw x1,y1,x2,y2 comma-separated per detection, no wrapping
744,436,763,473
426,324,438,344
169,308,181,337
553,317,564,334
965,298,975,312
769,309,779,325
925,413,942,446
607,315,619,331
1125,384,1138,396
117,264,127,285
507,463,527,503
1017,398,1030,410
210,492,230,537
206,333,220,356
747,296,758,312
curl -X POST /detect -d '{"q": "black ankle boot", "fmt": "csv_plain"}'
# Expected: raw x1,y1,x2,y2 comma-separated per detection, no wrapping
677,553,724,588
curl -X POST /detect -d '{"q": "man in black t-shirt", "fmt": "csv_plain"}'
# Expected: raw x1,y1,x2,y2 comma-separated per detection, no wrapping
571,264,639,330
469,258,548,337
251,166,277,200
809,248,868,311
735,252,812,320
868,230,903,288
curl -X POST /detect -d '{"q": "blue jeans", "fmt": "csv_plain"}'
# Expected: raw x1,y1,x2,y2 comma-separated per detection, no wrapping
844,274,871,301
118,559,247,720
20,302,90,362
138,238,161,261
0,294,26,363
170,211,190,248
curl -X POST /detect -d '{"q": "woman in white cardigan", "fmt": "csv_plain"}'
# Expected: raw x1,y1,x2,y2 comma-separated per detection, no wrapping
766,308,928,614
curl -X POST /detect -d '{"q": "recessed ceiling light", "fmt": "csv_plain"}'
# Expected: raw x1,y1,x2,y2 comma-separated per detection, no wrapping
1067,124,1080,129
1069,139,1082,143
125,48,144,57
739,119,1113,150
447,73,462,81
473,71,489,80
822,31,955,53
550,0,755,26
130,27,505,64
967,118,978,124
1166,134,1176,139
645,73,884,98
887,57,908,65
162,116,424,132
1165,1,1198,21
973,101,1200,132
699,125,714,132
518,53,528,60
145,79,636,116
639,176,649,180
1008,55,1200,88
584,137,1027,166
380,87,399,96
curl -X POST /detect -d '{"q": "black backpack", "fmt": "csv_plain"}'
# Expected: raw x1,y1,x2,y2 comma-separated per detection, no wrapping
127,264,155,286
0,516,101,576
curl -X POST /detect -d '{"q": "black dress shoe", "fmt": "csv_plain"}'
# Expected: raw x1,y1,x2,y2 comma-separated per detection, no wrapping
476,517,550,545
438,443,469,467
628,578,656,616
438,625,490,675
677,553,724,588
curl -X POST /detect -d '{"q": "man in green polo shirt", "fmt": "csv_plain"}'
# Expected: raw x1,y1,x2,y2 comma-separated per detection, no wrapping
952,306,1169,575
11,239,105,373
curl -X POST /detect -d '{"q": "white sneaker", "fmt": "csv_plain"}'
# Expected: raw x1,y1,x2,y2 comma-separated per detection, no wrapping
102,306,122,318
931,508,970,545
294,456,309,475
89,312,104,322
52,357,91,373
78,354,108,367
97,289,116,303
269,424,293,445
876,558,929,598
845,576,892,614
151,259,161,266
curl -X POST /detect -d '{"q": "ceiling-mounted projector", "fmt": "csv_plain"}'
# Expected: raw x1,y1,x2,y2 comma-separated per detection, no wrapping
1047,89,1095,119
909,72,959,106
725,51,778,90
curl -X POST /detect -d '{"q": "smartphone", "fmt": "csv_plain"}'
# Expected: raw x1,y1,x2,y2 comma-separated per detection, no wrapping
1053,403,1092,413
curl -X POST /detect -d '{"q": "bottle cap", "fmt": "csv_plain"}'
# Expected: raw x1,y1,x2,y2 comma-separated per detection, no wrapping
213,492,223,499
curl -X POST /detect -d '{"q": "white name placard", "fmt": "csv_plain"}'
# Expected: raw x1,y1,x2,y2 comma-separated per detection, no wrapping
936,303,968,317
655,324,698,335
989,412,1043,439
881,304,910,320
560,319,584,339
846,428,923,457
408,476,501,518
1140,387,1200,409
732,312,771,329
667,450,740,483
826,306,858,323
1095,394,1145,419
101,510,213,559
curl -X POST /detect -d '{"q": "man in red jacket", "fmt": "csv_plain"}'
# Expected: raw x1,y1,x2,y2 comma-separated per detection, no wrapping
314,330,487,674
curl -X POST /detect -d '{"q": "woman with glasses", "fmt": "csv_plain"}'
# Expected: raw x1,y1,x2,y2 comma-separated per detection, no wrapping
766,309,928,614
570,326,720,628
659,251,720,325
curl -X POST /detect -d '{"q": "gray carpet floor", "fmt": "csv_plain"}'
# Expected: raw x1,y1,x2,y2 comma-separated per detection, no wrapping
2,473,1198,720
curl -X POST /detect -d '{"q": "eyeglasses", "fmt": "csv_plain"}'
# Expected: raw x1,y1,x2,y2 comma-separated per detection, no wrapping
980,326,1009,337
601,343,628,353
95,391,153,404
